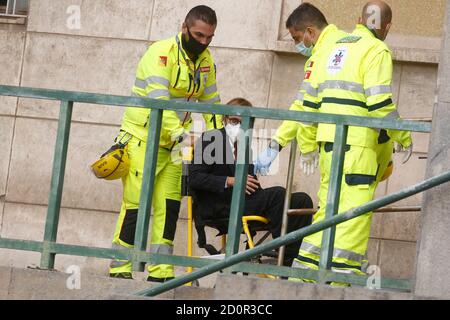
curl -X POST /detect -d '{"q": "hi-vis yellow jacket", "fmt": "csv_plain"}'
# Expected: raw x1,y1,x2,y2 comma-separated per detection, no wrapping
273,25,347,152
121,33,222,148
352,25,412,148
298,24,410,150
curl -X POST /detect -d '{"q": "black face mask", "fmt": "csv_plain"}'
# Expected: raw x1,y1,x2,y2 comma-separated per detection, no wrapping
182,28,209,57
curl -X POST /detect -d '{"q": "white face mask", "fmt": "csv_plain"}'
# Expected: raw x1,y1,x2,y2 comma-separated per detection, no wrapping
225,123,241,143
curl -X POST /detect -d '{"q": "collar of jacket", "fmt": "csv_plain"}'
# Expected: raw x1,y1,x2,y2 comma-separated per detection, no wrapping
175,32,211,64
352,24,378,39
312,24,339,55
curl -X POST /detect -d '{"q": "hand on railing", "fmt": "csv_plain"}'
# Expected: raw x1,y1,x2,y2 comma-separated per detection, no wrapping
300,150,319,176
395,142,413,164
253,146,279,176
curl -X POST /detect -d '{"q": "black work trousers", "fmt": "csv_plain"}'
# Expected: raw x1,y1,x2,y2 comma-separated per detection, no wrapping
244,186,313,266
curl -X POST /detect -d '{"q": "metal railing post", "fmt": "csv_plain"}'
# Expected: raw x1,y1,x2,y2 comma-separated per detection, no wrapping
318,124,348,278
277,140,297,267
133,108,163,271
225,116,255,257
40,100,73,269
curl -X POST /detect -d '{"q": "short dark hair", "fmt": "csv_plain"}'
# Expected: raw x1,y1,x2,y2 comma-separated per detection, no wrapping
286,2,328,31
226,98,253,107
185,5,217,27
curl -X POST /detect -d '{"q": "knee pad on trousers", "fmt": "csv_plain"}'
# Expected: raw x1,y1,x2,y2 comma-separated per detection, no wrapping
119,209,138,246
163,199,180,241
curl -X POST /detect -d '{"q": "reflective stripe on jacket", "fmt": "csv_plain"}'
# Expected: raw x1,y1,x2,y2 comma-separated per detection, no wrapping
352,25,412,148
274,25,347,154
313,24,400,149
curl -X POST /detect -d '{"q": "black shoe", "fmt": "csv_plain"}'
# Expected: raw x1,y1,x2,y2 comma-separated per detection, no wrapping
110,272,133,279
147,276,175,283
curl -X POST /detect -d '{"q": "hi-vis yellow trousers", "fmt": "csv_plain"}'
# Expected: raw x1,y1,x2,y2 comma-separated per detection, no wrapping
292,143,378,280
109,135,182,280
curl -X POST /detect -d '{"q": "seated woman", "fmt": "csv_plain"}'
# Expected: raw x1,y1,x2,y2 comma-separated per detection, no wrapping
189,98,313,266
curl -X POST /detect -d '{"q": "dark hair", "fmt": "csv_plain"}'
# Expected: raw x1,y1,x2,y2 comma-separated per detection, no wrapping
185,5,217,27
226,98,253,107
286,2,328,31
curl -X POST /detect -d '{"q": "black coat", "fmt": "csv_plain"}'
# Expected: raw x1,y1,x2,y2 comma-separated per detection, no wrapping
189,128,257,222
188,128,313,265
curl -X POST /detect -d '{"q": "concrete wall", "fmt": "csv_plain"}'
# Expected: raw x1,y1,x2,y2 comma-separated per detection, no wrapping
0,0,438,281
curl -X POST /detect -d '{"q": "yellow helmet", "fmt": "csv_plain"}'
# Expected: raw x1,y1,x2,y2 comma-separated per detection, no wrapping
91,145,129,180
380,161,394,181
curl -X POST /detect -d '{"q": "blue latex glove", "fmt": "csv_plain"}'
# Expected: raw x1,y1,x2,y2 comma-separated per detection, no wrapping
254,147,279,176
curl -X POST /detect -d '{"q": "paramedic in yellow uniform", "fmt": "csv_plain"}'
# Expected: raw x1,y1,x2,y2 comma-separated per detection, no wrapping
109,5,222,282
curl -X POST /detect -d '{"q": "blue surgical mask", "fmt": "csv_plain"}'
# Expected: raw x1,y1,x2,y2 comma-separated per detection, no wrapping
295,31,313,57
295,42,313,57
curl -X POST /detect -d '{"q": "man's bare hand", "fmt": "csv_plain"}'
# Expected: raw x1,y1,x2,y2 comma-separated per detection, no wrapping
245,175,260,195
226,177,235,188
226,175,260,195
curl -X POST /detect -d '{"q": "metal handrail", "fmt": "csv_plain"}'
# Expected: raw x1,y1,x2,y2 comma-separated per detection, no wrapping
0,85,434,296
134,169,450,296
288,206,422,215
0,85,431,132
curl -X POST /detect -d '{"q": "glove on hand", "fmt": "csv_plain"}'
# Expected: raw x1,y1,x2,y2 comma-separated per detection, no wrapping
300,150,319,176
395,143,413,164
254,147,279,176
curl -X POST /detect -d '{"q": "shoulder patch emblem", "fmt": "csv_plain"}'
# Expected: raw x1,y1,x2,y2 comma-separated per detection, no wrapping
336,35,362,44
159,56,167,66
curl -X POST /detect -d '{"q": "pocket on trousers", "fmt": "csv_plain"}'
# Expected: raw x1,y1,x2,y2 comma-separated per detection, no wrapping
343,146,378,183
345,174,376,186
123,138,146,206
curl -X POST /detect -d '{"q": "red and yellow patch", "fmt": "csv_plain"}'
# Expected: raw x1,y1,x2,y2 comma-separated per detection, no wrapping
159,56,168,66
304,70,312,80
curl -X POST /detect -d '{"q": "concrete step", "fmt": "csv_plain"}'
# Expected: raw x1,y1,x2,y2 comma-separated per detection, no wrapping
109,287,215,300
1,266,419,300
213,274,414,300
0,266,214,300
